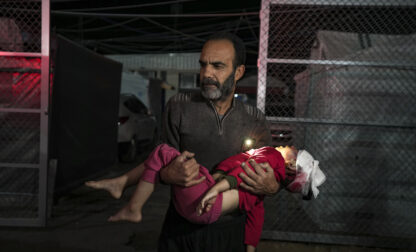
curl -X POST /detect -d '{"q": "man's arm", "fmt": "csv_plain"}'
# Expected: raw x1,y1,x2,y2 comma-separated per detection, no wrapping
161,97,181,150
159,95,206,187
239,113,279,196
159,151,206,187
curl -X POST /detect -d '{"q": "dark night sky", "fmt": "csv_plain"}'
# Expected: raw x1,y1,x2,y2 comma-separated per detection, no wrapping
50,0,262,58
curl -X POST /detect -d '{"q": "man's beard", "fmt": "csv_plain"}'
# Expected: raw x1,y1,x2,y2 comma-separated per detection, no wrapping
200,71,235,101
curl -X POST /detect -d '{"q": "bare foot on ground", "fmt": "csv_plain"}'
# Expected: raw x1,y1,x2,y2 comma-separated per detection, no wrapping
85,178,125,199
108,204,142,223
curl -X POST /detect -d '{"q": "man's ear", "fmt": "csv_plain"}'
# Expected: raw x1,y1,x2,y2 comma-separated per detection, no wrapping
234,65,245,82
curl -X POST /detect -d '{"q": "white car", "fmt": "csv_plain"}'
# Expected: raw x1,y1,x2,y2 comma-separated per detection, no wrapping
118,93,157,162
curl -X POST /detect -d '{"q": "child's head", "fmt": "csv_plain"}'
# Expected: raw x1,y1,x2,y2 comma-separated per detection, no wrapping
275,145,298,172
275,147,326,199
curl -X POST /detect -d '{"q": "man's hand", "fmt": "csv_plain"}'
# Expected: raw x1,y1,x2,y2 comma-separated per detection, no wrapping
159,151,206,187
239,160,279,196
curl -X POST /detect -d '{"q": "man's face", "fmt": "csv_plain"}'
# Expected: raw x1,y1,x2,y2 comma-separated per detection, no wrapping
199,39,237,101
200,69,235,101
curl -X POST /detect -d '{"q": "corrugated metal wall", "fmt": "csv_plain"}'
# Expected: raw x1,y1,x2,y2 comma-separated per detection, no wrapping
107,53,200,71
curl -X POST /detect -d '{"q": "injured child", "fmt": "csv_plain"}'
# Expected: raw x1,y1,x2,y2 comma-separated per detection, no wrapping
87,144,326,252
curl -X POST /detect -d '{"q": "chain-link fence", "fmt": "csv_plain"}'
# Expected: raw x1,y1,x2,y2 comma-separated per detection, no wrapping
0,0,49,226
258,0,416,249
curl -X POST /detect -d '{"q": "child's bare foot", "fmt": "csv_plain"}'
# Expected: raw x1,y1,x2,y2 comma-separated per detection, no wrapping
85,178,125,199
108,204,142,223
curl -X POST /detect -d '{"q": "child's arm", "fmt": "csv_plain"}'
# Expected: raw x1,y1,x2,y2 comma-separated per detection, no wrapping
196,179,231,216
211,172,225,182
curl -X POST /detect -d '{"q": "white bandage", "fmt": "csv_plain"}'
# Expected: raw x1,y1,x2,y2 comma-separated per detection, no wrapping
296,150,326,198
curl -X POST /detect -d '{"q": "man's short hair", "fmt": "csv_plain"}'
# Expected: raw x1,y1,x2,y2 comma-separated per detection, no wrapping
207,32,246,68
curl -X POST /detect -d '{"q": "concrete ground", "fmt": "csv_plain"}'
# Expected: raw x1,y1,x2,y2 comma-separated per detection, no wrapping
0,153,413,252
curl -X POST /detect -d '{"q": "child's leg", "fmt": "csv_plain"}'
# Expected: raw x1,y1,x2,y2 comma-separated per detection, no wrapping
85,162,145,199
108,180,154,222
85,144,180,199
108,144,180,222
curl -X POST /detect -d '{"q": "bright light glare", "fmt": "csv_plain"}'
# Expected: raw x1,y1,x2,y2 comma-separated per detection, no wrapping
244,138,253,147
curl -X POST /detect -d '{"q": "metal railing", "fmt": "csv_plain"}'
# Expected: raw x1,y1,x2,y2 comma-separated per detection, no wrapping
0,0,50,227
258,0,416,249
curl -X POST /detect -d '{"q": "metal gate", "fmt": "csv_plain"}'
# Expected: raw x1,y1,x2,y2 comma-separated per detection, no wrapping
0,0,50,226
258,0,416,249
